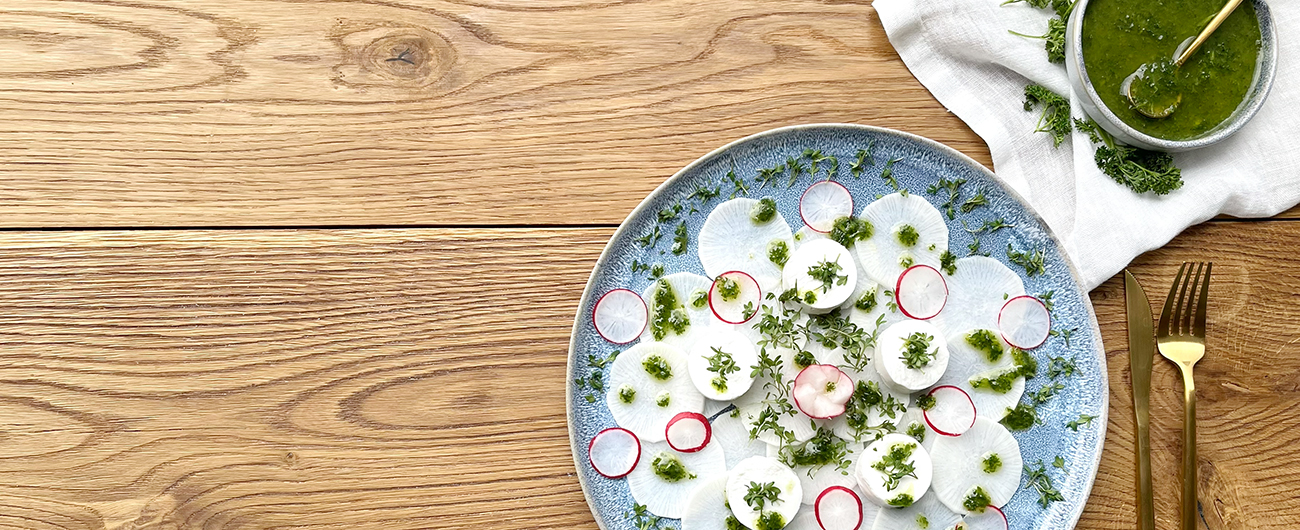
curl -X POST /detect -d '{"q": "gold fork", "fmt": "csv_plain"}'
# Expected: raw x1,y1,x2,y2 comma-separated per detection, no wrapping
1156,261,1212,530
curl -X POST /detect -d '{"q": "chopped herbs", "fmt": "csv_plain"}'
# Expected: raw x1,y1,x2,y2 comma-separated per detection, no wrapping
756,512,786,530
1012,348,1039,378
855,287,879,312
808,259,848,293
917,393,936,411
1025,460,1065,507
899,255,915,269
1049,326,1078,347
725,516,746,530
829,216,874,248
690,289,708,309
963,486,993,512
649,280,689,340
962,188,989,213
850,144,875,178
716,276,741,301
970,368,1020,393
626,503,664,530
671,222,689,255
872,442,918,491
631,260,651,275
896,224,920,247
902,332,937,369
940,250,958,275
906,421,926,442
751,197,778,224
768,240,790,267
793,350,817,370
687,183,722,203
1007,244,1046,276
983,453,1003,473
744,481,782,511
726,161,751,199
706,346,741,393
635,225,662,248
657,204,683,223
1067,414,1098,431
650,264,665,280
927,177,967,220
1053,455,1067,469
642,354,674,380
967,329,1005,362
1075,118,1183,195
965,218,1014,233
1029,381,1065,405
655,391,671,407
881,157,903,191
618,385,636,404
1001,403,1039,430
1024,84,1072,148
783,428,852,473
651,453,695,482
888,494,915,508
1048,356,1079,379
917,514,930,529
967,237,989,257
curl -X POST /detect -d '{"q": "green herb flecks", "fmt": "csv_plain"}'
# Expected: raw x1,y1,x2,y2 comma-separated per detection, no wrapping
906,421,926,442
917,514,930,529
899,255,915,269
687,183,722,204
751,197,778,224
690,289,708,309
1029,381,1065,405
1024,84,1072,148
725,515,746,530
744,481,782,511
1013,348,1039,378
829,216,874,248
782,428,852,474
706,346,741,393
968,237,989,257
756,512,786,530
649,279,690,340
927,177,967,220
888,494,915,508
964,218,1014,234
1053,455,1067,469
671,222,689,255
651,453,696,483
626,503,664,530
970,368,1020,393
808,259,848,293
715,276,741,301
1001,403,1039,431
872,442,919,491
657,203,683,224
967,329,1005,362
902,332,937,370
642,354,673,381
575,349,620,403
983,453,1003,473
850,143,876,178
962,187,990,213
635,225,662,248
881,157,903,191
1075,118,1183,195
1025,460,1065,507
1049,326,1078,347
618,385,636,404
726,160,750,199
1048,356,1079,379
917,393,937,411
655,391,671,407
1067,414,1099,431
855,287,879,313
1007,244,1046,276
804,149,839,181
768,240,790,267
649,263,665,280
940,250,957,275
963,486,993,512
896,225,920,247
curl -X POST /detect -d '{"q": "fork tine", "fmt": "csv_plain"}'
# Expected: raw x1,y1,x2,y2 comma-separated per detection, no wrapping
1158,262,1188,337
1179,262,1203,336
1193,262,1212,338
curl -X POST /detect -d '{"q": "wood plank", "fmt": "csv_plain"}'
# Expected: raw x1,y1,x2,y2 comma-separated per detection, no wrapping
0,0,985,228
0,223,1294,529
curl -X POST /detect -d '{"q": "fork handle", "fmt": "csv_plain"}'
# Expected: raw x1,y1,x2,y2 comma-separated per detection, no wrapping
1179,365,1198,530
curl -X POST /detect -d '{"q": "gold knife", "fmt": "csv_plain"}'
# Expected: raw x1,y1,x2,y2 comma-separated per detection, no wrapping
1125,270,1156,530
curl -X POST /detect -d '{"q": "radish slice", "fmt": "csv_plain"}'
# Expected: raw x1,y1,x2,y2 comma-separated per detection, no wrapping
698,197,795,293
594,289,649,344
856,433,933,508
727,456,803,530
782,238,859,314
895,264,948,320
681,475,733,530
628,441,727,519
588,427,642,479
929,417,1023,514
932,329,1025,422
923,385,977,437
801,181,854,233
793,365,855,419
687,329,759,401
666,412,712,453
930,257,1025,338
817,486,864,530
875,320,950,393
855,192,948,288
640,272,719,353
961,505,1008,530
870,488,962,530
606,342,705,442
998,295,1051,349
709,270,762,324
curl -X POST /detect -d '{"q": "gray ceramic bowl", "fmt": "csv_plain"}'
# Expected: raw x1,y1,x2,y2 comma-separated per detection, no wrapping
1065,0,1277,152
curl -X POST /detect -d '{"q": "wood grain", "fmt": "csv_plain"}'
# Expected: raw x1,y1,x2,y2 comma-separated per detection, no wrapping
0,224,1294,529
0,0,984,228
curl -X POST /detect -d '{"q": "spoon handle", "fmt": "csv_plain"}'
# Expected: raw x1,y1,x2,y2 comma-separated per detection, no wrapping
1176,0,1246,65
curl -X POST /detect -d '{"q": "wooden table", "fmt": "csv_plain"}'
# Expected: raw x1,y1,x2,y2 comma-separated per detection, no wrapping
0,2,1295,529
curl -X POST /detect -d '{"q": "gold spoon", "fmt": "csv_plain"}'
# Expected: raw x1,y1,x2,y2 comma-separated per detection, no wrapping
1123,0,1245,119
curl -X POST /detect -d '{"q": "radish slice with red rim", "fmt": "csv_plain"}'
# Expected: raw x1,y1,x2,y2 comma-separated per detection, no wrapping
793,364,855,419
588,427,641,479
816,486,864,530
801,181,854,233
998,295,1051,349
593,289,648,344
896,264,948,320
665,412,712,453
923,385,977,436
709,270,762,324
961,505,1008,530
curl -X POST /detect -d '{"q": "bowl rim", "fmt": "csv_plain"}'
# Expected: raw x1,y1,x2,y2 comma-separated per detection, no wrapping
1067,0,1278,152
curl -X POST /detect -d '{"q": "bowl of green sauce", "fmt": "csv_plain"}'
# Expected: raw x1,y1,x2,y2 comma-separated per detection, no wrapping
1065,0,1276,151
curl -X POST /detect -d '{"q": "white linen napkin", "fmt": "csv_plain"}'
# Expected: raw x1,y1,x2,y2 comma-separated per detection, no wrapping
874,0,1300,289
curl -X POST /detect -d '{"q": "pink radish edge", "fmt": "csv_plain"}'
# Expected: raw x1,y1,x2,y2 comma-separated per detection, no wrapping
815,485,864,530
665,412,712,453
998,295,1051,349
923,385,977,437
792,364,855,420
592,288,647,344
588,427,641,479
894,264,948,320
799,180,854,234
708,270,762,325
963,505,1008,530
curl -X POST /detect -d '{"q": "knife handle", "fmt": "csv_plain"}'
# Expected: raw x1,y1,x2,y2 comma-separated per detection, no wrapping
1135,404,1155,530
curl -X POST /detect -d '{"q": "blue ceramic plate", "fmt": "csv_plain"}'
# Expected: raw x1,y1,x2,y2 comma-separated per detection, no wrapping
567,124,1107,530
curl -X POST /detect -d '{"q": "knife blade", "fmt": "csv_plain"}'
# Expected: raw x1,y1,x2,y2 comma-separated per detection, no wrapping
1125,270,1156,530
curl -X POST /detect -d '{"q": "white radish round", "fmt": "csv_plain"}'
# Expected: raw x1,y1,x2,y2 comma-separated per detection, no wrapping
929,257,1025,339
606,342,705,442
895,264,948,320
710,270,763,324
922,386,977,437
641,272,719,353
998,295,1051,349
817,486,864,530
856,433,933,509
688,329,759,401
931,329,1024,422
961,505,1009,530
870,487,962,530
783,238,859,314
896,407,936,453
666,412,713,453
801,181,854,233
628,441,727,519
727,456,803,530
855,192,948,288
588,427,641,479
929,417,1023,514
875,320,950,393
681,475,734,530
699,197,795,293
793,365,855,419
594,288,648,344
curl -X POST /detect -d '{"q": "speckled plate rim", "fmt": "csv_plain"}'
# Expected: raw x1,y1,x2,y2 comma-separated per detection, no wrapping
565,123,1109,530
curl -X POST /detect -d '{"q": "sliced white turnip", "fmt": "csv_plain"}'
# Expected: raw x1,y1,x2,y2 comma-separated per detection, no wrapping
628,441,727,519
726,456,803,530
931,329,1024,422
710,270,763,325
895,264,948,320
998,295,1051,349
793,364,855,419
855,192,948,288
930,257,1025,339
666,412,712,453
801,181,854,233
641,272,719,353
588,427,641,479
594,288,648,344
875,320,950,393
929,417,1023,514
606,342,705,442
870,488,962,530
711,407,769,470
699,197,795,292
681,475,735,530
897,407,936,453
856,433,933,509
774,430,863,505
817,486,864,530
783,238,859,314
960,505,1008,530
923,386,977,437
688,328,759,401
793,225,829,251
